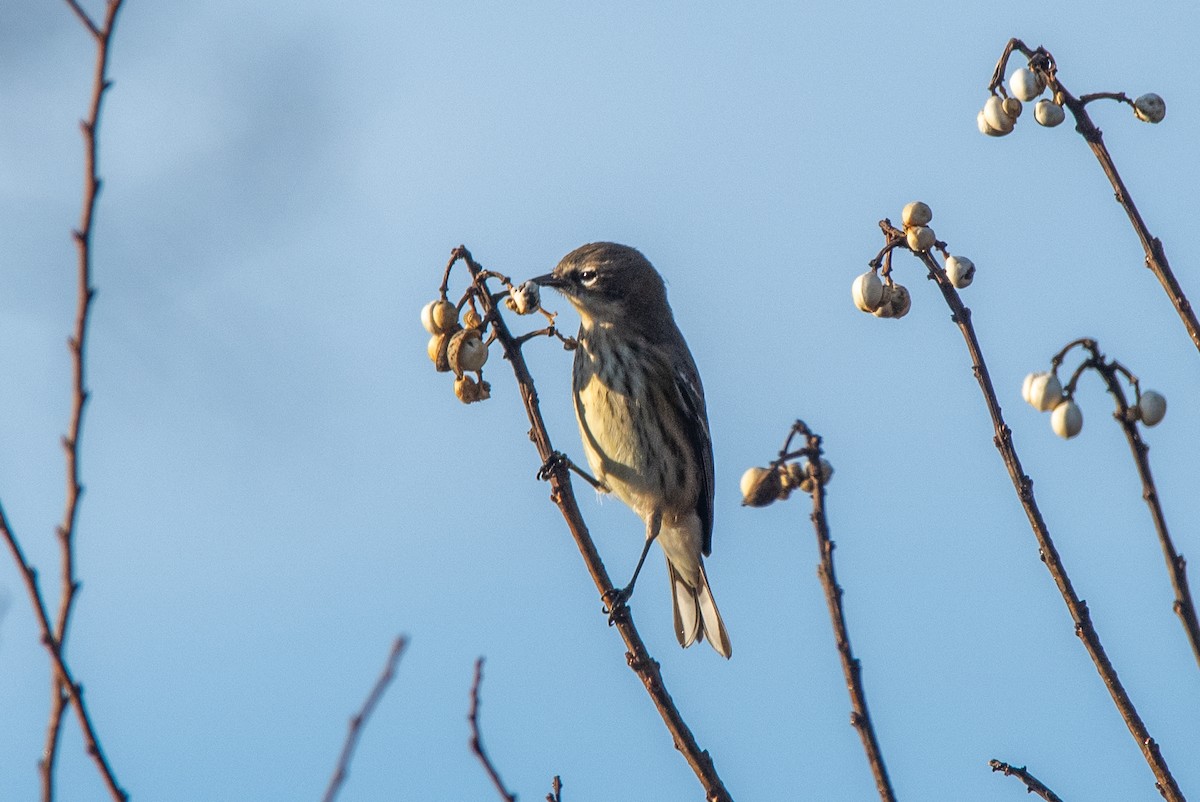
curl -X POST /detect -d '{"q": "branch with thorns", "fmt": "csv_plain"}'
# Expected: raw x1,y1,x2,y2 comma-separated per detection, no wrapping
859,212,1185,801
423,246,732,802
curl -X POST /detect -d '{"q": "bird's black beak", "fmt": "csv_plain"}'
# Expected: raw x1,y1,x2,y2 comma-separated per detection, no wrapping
531,272,567,289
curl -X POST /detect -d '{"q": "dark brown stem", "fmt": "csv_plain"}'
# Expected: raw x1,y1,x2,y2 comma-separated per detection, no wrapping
882,222,1185,801
775,422,896,802
449,246,733,802
989,760,1065,802
0,503,127,801
322,637,409,802
1073,344,1200,669
546,775,563,802
469,658,517,802
991,38,1200,355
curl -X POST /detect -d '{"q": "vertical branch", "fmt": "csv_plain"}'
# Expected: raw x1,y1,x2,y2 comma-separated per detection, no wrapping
793,426,896,802
43,1,125,798
995,39,1200,354
888,223,1184,801
322,636,409,802
468,658,518,802
448,246,733,802
988,760,1064,802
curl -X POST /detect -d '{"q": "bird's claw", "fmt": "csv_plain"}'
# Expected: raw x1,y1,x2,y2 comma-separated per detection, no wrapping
602,587,632,626
537,451,568,481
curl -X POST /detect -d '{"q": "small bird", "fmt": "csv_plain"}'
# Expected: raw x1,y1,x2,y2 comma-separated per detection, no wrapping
534,242,731,657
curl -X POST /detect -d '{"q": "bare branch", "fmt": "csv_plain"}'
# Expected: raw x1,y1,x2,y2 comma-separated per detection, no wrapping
469,658,517,802
322,636,409,802
0,503,127,801
989,760,1065,802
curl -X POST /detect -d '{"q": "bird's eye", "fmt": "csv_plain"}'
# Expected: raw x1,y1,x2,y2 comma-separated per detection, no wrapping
578,269,599,287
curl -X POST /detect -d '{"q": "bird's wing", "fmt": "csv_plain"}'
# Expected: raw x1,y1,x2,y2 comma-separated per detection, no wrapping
674,358,714,556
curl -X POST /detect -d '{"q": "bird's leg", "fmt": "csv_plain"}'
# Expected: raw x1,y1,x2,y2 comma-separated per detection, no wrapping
604,511,661,622
537,450,609,492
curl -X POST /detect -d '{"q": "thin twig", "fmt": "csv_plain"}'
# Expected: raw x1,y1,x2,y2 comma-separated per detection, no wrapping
1067,341,1200,670
990,38,1200,356
989,759,1065,802
447,246,733,802
469,658,517,802
768,422,895,802
880,220,1184,801
0,503,127,801
21,2,127,800
546,776,563,802
321,636,409,802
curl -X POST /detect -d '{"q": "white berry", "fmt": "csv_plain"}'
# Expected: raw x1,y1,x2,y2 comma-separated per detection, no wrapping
1024,372,1063,412
1051,400,1083,439
740,466,782,507
945,255,976,289
901,201,932,228
1008,67,1045,102
983,96,1016,134
852,271,885,313
906,226,936,252
1034,99,1066,127
1133,93,1166,123
507,281,541,315
978,110,1008,137
1138,390,1167,426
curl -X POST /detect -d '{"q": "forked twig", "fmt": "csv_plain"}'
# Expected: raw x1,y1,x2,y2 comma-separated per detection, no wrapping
989,38,1199,355
445,246,732,802
322,636,409,802
877,220,1184,801
989,759,1064,802
469,658,517,802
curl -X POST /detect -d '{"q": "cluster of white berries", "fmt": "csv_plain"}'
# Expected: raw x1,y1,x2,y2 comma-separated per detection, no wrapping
739,458,834,507
422,279,545,404
422,298,492,403
980,67,1066,134
1022,371,1167,439
981,64,1165,137
853,201,977,318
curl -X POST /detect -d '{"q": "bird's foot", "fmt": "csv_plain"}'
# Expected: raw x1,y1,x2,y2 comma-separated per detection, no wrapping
602,586,632,626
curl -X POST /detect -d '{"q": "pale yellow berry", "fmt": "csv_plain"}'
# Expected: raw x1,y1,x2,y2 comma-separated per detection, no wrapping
740,466,782,507
901,201,932,228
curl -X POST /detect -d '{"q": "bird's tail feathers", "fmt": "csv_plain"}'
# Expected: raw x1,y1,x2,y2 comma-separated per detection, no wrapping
669,561,731,659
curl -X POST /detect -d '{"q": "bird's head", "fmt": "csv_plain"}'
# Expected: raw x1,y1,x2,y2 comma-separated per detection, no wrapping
533,242,669,331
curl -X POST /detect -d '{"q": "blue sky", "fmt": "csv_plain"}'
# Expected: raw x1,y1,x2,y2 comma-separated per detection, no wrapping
2,1,1200,800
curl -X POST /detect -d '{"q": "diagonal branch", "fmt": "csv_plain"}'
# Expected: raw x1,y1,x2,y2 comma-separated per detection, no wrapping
989,759,1064,802
322,636,409,802
881,220,1184,801
447,246,733,802
0,503,127,801
990,38,1200,355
